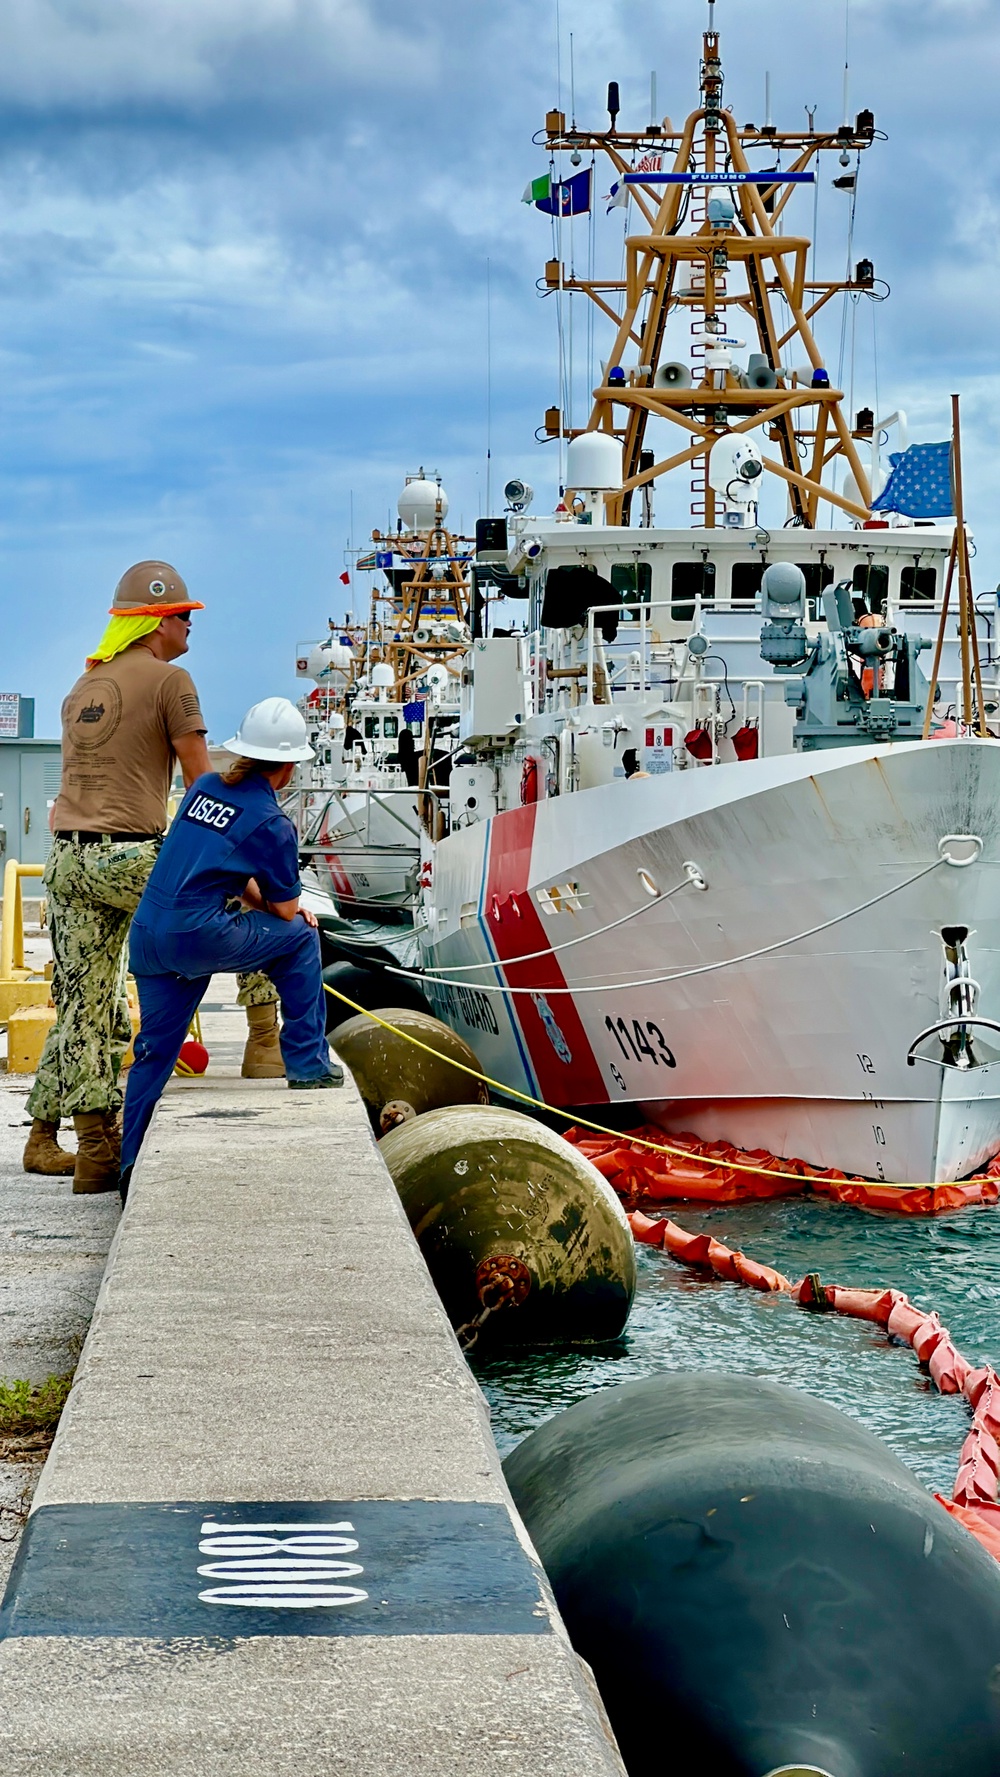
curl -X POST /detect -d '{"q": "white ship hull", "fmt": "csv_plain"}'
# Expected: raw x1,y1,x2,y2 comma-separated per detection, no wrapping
418,738,1000,1185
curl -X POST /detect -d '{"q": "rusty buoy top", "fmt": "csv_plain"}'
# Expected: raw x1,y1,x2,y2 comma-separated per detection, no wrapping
330,1007,488,1131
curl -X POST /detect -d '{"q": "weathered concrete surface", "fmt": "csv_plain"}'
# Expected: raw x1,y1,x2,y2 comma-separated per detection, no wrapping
0,927,115,1388
0,978,625,1776
0,925,117,1591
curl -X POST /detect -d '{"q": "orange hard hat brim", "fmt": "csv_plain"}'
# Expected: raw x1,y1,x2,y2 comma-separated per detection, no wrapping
107,601,205,616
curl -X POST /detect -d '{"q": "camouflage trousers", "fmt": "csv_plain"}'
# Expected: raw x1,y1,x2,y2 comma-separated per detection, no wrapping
27,837,278,1120
27,836,161,1122
236,971,279,1008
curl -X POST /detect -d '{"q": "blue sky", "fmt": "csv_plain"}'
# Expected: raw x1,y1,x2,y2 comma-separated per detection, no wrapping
1,0,998,740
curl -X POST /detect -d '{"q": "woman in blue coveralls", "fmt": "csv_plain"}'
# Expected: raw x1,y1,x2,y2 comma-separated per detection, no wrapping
120,696,342,1197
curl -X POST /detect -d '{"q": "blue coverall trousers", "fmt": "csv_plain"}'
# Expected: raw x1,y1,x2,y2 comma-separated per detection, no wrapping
121,907,330,1172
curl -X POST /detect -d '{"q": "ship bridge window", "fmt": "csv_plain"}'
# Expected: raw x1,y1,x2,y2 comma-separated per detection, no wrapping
900,565,937,601
796,560,835,620
672,560,716,621
731,562,764,605
363,715,379,739
852,561,889,617
611,561,652,622
383,715,399,739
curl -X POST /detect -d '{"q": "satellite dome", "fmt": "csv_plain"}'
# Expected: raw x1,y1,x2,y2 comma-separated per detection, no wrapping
305,640,352,685
398,477,448,531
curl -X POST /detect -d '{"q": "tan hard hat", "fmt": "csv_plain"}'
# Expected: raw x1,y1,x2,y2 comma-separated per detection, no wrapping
110,560,204,616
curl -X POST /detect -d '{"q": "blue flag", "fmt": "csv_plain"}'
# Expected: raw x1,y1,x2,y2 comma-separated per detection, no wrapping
871,442,953,519
537,168,592,216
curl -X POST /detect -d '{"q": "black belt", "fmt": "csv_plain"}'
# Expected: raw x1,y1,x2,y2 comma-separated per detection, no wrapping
55,830,161,844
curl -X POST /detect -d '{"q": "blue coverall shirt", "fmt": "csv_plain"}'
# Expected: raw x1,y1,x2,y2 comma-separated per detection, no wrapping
134,770,301,940
122,771,331,1172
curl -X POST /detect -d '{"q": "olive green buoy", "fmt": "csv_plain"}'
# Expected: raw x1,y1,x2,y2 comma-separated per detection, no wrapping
379,1103,636,1349
330,1007,488,1132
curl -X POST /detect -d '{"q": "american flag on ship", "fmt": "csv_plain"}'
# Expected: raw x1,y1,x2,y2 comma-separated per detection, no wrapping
607,152,662,211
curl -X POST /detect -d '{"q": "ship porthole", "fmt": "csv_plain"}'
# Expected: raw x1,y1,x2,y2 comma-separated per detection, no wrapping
637,868,660,899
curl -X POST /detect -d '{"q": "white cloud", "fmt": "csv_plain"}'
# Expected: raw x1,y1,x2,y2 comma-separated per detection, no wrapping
2,0,1000,736
0,0,433,105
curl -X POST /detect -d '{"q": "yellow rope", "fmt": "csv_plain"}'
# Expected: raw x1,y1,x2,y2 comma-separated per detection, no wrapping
322,983,963,1193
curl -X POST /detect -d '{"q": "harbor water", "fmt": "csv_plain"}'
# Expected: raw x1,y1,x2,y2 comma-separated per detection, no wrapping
475,1195,1000,1496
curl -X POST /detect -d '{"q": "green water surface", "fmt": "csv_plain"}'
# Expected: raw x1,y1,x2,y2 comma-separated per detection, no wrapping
474,1196,1000,1495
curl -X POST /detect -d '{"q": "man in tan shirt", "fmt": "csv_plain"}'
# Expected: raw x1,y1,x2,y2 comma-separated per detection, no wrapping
24,562,212,1191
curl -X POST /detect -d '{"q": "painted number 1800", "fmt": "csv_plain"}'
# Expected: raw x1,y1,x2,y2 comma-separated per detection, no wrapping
605,1015,676,1069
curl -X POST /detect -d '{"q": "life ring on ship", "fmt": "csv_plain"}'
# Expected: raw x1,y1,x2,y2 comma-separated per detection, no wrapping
520,756,540,805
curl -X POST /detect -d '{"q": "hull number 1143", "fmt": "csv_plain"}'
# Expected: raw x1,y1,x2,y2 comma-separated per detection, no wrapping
605,1015,676,1069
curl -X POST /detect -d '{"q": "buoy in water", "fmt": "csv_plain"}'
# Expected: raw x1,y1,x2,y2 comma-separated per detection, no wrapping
504,1373,1000,1776
330,1007,488,1131
379,1103,636,1348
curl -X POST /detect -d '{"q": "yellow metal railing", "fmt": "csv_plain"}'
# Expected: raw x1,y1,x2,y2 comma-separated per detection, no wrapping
1,859,45,980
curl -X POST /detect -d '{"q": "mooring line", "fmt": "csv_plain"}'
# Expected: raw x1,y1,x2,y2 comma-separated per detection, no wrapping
321,980,979,1195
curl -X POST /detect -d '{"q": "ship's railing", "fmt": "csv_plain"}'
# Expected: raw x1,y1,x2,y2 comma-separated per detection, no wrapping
583,598,701,704
297,784,437,852
579,597,998,716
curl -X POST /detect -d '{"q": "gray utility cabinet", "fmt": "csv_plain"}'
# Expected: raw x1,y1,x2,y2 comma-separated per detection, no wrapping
0,739,62,867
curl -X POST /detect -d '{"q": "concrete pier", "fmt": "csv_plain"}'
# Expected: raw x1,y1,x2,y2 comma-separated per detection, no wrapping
0,982,625,1775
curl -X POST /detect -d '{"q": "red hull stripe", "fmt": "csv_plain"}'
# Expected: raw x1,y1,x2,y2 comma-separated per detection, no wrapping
323,851,353,899
483,804,607,1107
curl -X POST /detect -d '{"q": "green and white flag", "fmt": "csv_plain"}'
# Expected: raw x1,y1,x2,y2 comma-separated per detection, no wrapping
522,173,551,205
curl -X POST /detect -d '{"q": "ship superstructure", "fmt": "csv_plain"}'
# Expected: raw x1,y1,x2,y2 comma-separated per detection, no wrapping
291,473,480,911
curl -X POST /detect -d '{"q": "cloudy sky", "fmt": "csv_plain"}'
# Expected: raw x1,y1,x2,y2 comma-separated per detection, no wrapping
1,0,997,739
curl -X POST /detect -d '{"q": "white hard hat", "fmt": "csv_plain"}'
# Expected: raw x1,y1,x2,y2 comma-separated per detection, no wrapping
224,696,314,763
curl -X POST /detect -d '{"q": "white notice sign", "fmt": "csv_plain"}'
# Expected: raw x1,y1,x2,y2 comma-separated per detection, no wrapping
641,722,673,775
0,694,19,737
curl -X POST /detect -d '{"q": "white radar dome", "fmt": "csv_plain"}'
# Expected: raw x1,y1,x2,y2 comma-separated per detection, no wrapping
305,640,352,685
398,477,448,531
566,432,623,491
371,663,395,689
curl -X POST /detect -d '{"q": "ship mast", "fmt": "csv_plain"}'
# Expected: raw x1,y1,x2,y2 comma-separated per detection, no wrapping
367,485,473,701
542,25,879,527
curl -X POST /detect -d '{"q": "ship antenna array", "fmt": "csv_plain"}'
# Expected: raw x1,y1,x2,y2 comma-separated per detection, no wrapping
540,19,881,528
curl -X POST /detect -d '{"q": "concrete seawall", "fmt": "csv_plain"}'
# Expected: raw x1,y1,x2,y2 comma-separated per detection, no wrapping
0,985,625,1775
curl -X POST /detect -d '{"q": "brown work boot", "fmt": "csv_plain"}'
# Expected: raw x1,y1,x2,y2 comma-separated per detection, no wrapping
22,1119,77,1177
241,1001,285,1079
72,1112,120,1195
